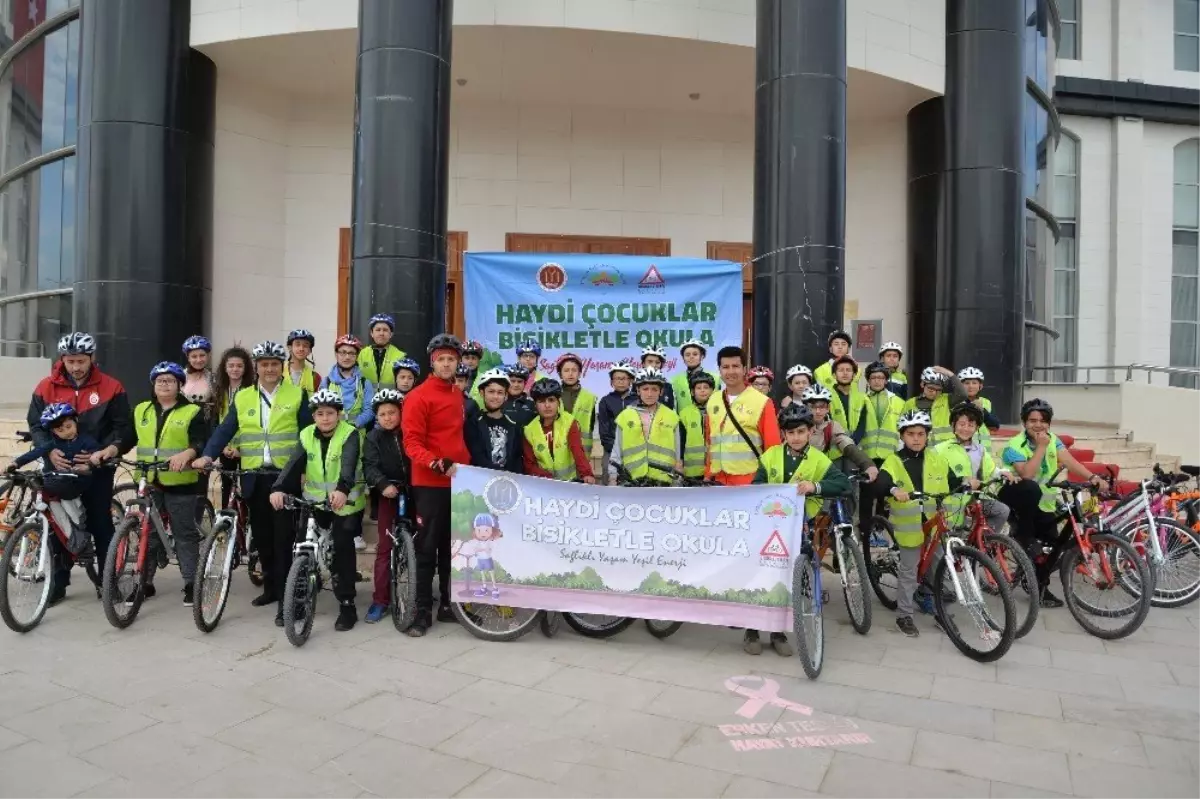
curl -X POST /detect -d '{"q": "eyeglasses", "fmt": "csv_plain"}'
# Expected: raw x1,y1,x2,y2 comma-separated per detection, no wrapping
336,349,358,357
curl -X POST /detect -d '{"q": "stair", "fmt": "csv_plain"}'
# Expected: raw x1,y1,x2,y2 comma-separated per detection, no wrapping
992,423,1181,484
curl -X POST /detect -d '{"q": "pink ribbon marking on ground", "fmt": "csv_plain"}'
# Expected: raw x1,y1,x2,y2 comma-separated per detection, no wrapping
724,675,814,719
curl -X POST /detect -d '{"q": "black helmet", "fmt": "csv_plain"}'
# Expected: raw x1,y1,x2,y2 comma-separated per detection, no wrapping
427,334,462,355
1020,397,1054,423
864,361,889,380
828,330,851,347
529,377,563,400
949,402,984,427
505,363,530,380
688,371,716,390
455,364,472,378
778,403,815,430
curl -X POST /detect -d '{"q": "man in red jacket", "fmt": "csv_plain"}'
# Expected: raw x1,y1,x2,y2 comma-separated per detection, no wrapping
401,333,470,636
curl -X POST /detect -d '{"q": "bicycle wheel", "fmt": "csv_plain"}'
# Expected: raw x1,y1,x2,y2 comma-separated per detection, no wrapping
102,517,146,629
560,613,636,638
111,482,138,511
195,499,215,537
1118,518,1200,608
979,532,1039,639
792,553,824,679
193,521,235,633
452,602,541,642
389,522,417,633
539,610,560,637
77,540,101,592
932,544,1015,663
866,516,900,611
644,619,683,639
1061,533,1152,640
282,552,317,647
242,520,263,587
837,529,872,635
0,521,52,633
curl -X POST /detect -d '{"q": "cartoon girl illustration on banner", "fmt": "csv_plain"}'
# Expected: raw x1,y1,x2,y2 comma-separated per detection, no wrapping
472,512,503,599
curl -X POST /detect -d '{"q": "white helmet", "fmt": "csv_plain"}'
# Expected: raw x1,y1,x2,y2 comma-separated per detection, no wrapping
897,409,933,431
371,388,404,409
640,345,666,361
57,332,96,356
634,367,667,387
609,360,637,378
879,341,903,357
309,388,344,410
920,366,946,384
801,384,833,403
679,338,706,356
785,364,813,380
957,366,984,381
476,368,511,391
252,340,287,361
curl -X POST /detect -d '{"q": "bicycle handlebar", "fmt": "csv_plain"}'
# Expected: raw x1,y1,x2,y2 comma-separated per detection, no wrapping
282,496,332,512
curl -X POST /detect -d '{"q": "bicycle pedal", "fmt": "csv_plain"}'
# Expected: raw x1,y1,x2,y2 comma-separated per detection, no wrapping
821,591,830,604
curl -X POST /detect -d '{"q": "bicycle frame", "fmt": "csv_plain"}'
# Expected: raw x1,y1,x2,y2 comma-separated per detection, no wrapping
912,495,986,608
1046,485,1116,587
1102,481,1164,569
119,464,178,576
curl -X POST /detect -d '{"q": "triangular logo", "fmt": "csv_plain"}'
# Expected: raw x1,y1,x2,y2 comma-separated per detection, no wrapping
638,265,665,287
759,530,789,558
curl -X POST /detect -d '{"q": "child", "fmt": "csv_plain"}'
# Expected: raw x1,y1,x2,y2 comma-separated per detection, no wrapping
678,372,714,479
597,360,637,484
320,335,376,432
470,513,503,598
608,369,680,484
392,357,420,394
779,365,812,408
671,339,720,413
503,364,536,427
639,346,676,409
957,366,1000,450
750,402,851,656
358,313,406,385
748,366,774,395
461,340,484,377
555,353,596,455
522,378,595,483
465,369,524,473
814,330,855,390
454,364,472,393
362,388,409,624
879,342,907,399
270,389,365,631
515,340,548,390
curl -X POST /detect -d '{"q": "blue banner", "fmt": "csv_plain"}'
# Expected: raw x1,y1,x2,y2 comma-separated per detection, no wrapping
464,253,743,395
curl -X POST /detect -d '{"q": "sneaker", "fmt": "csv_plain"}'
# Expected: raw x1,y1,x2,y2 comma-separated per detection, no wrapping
48,586,67,607
769,633,794,657
335,603,357,632
251,592,274,607
364,603,386,624
354,536,367,552
1039,588,1064,608
156,549,169,569
743,630,763,655
436,604,457,624
473,586,487,597
143,583,157,599
274,611,284,627
896,616,919,637
868,533,889,548
183,583,194,607
914,591,934,615
407,609,431,637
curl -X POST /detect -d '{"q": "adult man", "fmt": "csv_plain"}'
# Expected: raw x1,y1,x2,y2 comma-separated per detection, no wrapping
901,366,968,447
670,339,720,413
705,346,780,486
27,332,134,605
608,368,681,484
401,334,470,635
827,355,877,446
135,362,207,606
357,313,406,385
522,378,595,483
555,353,597,455
464,368,523,473
598,360,637,484
195,340,312,625
813,330,856,390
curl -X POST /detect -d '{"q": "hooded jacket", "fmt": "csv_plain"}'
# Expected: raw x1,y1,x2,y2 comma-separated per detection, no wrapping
27,360,134,456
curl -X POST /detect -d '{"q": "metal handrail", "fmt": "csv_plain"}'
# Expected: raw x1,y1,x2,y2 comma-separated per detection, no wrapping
0,339,45,357
0,287,72,307
1028,364,1200,384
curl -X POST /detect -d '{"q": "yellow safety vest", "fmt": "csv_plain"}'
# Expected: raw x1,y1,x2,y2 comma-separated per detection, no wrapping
759,444,833,519
814,360,860,391
524,415,580,481
705,388,770,476
902,394,953,446
357,344,406,385
300,422,365,516
864,390,904,459
678,405,707,478
288,363,318,393
973,396,993,452
670,369,721,413
934,439,999,524
1004,431,1061,513
234,382,302,468
566,387,597,454
324,373,368,422
881,448,951,548
134,401,200,487
829,386,878,452
614,405,679,483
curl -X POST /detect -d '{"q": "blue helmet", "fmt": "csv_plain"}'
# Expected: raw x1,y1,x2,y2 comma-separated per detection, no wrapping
391,357,421,377
473,513,497,528
368,313,395,331
515,339,541,356
149,361,186,384
182,335,211,355
39,402,77,429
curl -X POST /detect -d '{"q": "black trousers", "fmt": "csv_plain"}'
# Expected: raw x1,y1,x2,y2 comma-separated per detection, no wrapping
245,472,294,602
52,465,114,589
313,509,361,604
998,479,1060,588
412,486,451,612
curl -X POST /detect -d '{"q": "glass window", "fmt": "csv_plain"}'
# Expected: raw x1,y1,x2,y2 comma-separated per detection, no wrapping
1060,0,1079,60
1179,0,1200,72
1171,140,1200,388
1050,133,1079,375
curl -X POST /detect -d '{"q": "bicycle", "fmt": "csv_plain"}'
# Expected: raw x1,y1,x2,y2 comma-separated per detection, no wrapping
101,458,215,629
383,485,417,634
866,488,1017,662
191,465,275,633
0,470,101,632
280,496,338,647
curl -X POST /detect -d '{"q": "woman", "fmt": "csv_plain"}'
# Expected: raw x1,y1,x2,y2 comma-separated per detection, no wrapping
182,336,215,418
285,329,321,392
213,346,255,505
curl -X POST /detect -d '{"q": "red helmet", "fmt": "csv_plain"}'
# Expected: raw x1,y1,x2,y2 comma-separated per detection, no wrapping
555,352,584,373
749,365,775,382
334,334,363,352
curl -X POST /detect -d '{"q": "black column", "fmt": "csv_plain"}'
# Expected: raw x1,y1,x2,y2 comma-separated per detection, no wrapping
351,0,452,354
907,0,1024,419
752,0,846,384
75,0,215,397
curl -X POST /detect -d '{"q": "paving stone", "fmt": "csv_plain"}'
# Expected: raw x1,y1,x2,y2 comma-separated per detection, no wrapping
435,715,596,783
438,676,582,725
556,747,734,798
1130,624,1200,645
440,644,567,687
1067,754,1200,798
313,735,488,798
931,674,1062,719
996,662,1124,699
670,718,834,792
1118,678,1200,712
1048,647,1177,684
542,637,650,675
643,684,787,727
0,670,77,716
80,776,189,798
3,695,158,755
79,720,248,791
881,643,1000,679
1101,639,1200,666
0,740,111,798
1138,609,1198,632
249,666,379,718
132,681,274,736
992,710,1149,767
853,689,995,741
812,658,934,698
455,768,596,798
269,643,478,703
1060,693,1200,741
216,707,372,766
720,776,824,797
1018,626,1109,653
912,730,1072,794
819,750,991,798
353,626,479,667
535,664,669,710
1141,733,1200,776
987,781,1071,797
1168,663,1200,686
0,725,27,753
332,692,480,748
187,755,361,798
626,652,748,694
540,698,702,759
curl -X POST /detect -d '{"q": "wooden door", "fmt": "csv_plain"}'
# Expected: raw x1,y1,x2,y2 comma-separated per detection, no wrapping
505,233,670,256
708,241,753,354
337,229,468,336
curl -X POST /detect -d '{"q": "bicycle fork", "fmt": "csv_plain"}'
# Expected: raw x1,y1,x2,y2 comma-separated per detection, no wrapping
942,539,996,638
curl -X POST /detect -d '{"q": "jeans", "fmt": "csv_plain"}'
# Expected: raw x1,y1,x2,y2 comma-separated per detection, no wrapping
145,490,201,584
412,486,451,612
895,544,942,618
52,465,115,589
372,496,399,607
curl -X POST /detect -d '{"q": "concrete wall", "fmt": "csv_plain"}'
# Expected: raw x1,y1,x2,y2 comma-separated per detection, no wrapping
1057,0,1200,90
0,356,51,409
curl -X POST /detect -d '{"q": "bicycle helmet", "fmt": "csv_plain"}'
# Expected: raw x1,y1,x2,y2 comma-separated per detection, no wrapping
371,388,404,410
634,367,667,387
39,402,77,429
461,339,484,357
427,333,463,356
864,361,890,380
334,334,363,352
252,340,287,361
368,313,395,331
506,364,530,380
785,364,813,381
608,360,636,378
679,339,706,356
1020,397,1054,423
778,403,815,430
455,364,472,378
473,512,497,528
879,341,903,357
640,345,666,362
529,377,563,399
688,371,716,390
476,368,511,391
949,402,984,427
182,335,211,355
749,365,774,383
828,330,851,347
57,332,96,356
149,361,186,383
920,366,946,385
515,339,541,356
287,328,315,347
391,357,420,377
555,352,584,372
897,409,933,431
957,366,985,381
801,384,833,404
309,388,344,411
